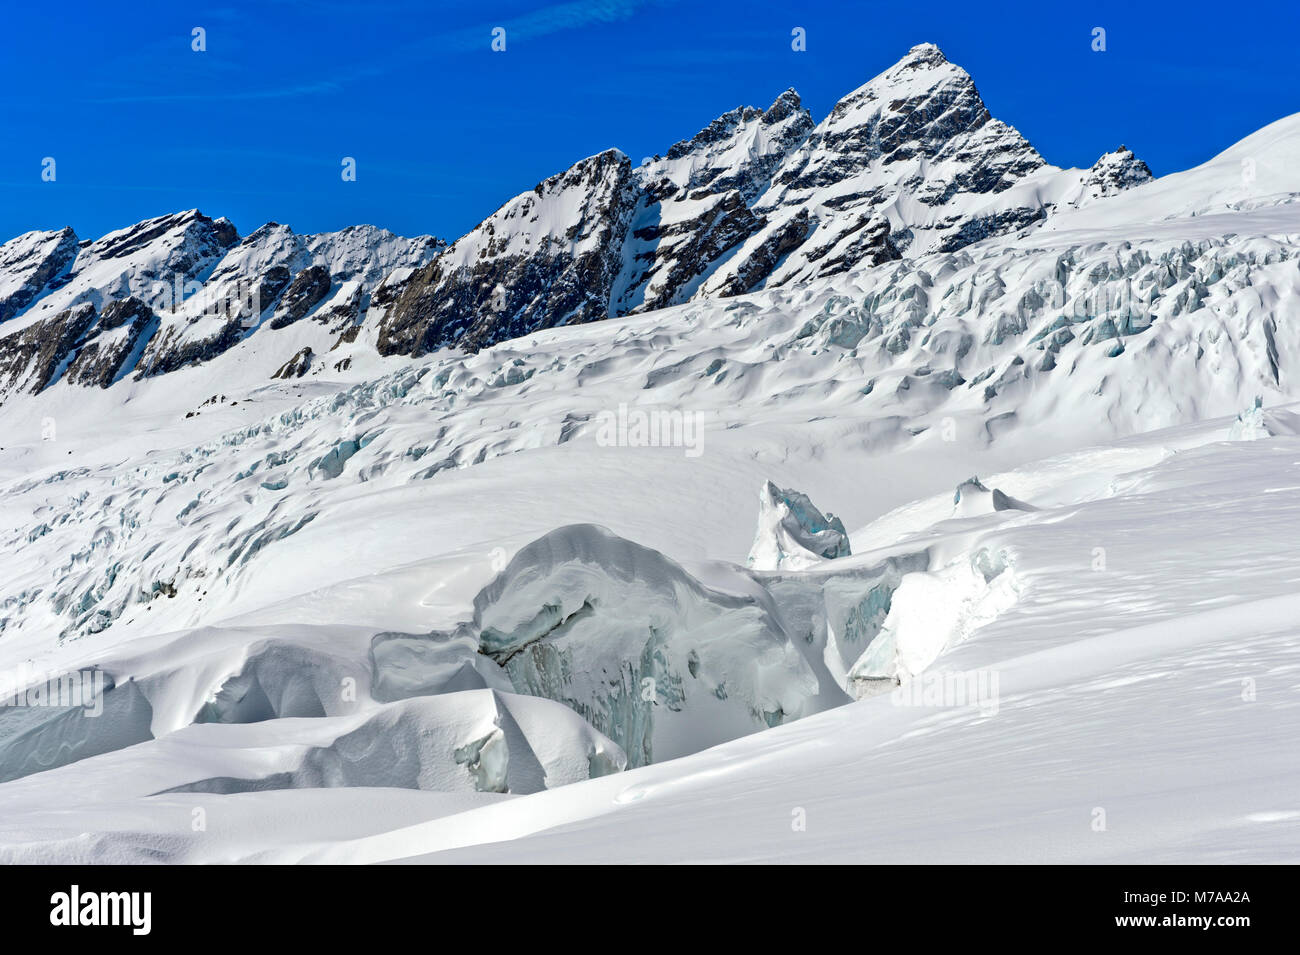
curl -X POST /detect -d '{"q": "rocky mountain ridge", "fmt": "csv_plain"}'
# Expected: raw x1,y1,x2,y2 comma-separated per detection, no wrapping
0,43,1173,390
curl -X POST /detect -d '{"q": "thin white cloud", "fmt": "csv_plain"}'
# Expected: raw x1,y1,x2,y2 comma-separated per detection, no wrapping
85,0,674,105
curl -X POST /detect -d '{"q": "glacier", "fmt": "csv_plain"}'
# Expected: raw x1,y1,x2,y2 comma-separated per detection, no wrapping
0,43,1298,864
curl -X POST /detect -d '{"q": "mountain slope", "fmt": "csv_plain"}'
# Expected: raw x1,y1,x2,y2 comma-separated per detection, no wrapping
1033,112,1300,245
609,89,817,314
376,150,637,356
0,214,442,394
0,227,80,323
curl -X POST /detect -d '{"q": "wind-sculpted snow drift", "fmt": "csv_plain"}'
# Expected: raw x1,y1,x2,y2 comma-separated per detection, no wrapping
951,477,1034,518
0,620,626,796
168,691,626,797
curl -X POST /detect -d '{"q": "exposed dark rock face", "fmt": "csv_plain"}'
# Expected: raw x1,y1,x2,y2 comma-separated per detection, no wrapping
709,209,818,297
377,150,638,355
701,43,1052,293
935,207,1049,253
255,266,293,318
377,90,815,346
64,298,160,388
0,296,166,393
804,213,901,277
93,211,240,304
0,303,99,392
608,89,814,315
661,89,815,204
269,265,332,329
780,45,1011,191
272,346,313,379
96,212,237,265
368,269,415,312
374,46,1088,356
0,213,439,392
331,325,362,351
0,228,80,323
138,316,247,379
614,189,765,314
313,283,363,333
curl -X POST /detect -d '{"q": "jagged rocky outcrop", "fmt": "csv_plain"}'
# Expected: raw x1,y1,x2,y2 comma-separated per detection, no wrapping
660,89,815,203
0,293,161,393
703,43,1053,291
609,90,816,314
377,149,638,355
0,228,80,323
0,213,441,394
613,189,764,313
0,303,99,392
313,282,364,333
269,265,332,329
138,222,442,376
64,297,160,388
11,211,239,327
271,346,313,379
1069,146,1155,207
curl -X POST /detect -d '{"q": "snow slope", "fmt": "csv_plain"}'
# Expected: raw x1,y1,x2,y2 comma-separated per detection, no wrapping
2,408,1297,862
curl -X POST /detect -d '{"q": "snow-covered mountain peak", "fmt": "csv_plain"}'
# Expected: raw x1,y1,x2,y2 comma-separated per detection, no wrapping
4,38,1300,866
762,87,804,123
375,149,638,355
819,41,991,147
304,224,444,288
1069,145,1155,207
92,208,236,260
0,210,442,393
691,43,1053,296
899,41,947,66
662,89,809,159
16,209,239,325
457,148,633,266
646,89,814,206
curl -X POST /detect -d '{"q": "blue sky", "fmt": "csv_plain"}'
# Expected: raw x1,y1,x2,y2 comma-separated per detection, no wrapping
2,0,1297,243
